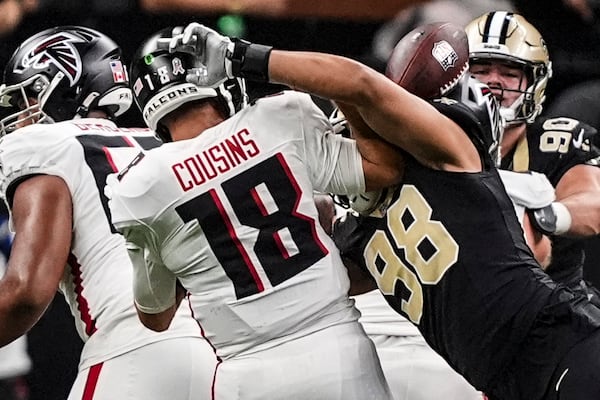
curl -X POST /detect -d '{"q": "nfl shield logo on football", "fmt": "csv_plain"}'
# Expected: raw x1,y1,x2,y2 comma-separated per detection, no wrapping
431,41,458,71
110,60,127,83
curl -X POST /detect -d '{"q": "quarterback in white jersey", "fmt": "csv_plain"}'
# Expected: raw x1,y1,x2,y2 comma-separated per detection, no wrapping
110,90,369,355
109,91,393,399
107,27,402,400
0,27,215,400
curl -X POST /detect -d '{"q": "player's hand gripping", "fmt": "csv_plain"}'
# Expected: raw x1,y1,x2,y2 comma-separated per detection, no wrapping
162,22,273,85
163,23,234,87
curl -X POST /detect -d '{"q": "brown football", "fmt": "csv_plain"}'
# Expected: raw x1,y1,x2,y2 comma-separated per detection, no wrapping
385,22,469,99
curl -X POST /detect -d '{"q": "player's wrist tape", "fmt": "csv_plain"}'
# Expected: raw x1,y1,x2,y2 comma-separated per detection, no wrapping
229,38,272,82
551,202,572,235
528,201,572,236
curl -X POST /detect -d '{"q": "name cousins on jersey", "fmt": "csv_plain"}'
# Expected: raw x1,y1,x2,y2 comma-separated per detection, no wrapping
172,128,260,191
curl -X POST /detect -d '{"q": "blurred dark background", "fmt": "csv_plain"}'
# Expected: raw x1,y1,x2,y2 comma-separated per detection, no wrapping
1,0,600,399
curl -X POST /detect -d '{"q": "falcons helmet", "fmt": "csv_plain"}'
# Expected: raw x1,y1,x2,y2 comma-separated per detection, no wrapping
443,74,504,166
0,26,132,135
129,27,248,142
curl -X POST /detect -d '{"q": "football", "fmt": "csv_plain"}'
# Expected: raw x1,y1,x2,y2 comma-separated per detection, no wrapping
385,22,469,99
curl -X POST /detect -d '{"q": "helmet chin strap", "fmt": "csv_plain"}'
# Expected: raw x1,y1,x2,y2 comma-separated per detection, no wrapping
500,92,525,126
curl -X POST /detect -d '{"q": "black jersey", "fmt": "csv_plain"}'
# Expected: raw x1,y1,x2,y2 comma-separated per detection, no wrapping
334,103,600,399
500,117,600,284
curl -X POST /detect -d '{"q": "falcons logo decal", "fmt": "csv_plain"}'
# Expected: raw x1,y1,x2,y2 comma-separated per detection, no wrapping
14,32,85,86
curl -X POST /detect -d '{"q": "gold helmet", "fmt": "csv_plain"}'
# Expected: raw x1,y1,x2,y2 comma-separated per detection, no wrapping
465,11,552,124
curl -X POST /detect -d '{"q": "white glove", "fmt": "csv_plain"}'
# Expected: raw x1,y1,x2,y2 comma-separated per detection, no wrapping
498,170,555,209
499,170,571,235
163,22,235,87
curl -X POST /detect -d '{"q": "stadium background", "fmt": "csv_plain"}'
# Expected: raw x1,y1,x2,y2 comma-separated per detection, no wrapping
1,0,600,399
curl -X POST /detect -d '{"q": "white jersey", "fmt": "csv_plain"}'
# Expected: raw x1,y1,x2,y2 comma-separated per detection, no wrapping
109,91,365,358
0,118,202,370
354,290,421,336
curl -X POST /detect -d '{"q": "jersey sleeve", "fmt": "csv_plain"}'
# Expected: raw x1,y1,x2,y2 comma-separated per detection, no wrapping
106,152,166,229
105,143,178,313
121,224,177,314
288,92,365,194
0,125,75,205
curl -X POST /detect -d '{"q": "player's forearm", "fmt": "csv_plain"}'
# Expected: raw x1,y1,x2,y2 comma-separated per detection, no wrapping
176,24,415,150
553,164,600,237
268,50,413,145
267,49,467,169
0,276,48,347
268,50,383,107
0,257,63,347
335,102,404,190
558,192,600,237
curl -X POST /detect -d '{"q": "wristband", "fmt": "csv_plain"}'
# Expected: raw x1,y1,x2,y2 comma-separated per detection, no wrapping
551,202,572,235
528,201,572,236
229,38,272,82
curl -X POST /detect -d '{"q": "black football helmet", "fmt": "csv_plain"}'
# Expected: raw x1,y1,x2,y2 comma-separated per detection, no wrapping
129,27,248,142
0,26,132,135
443,74,504,166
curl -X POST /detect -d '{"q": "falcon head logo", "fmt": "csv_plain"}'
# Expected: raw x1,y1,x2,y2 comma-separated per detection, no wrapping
13,32,86,87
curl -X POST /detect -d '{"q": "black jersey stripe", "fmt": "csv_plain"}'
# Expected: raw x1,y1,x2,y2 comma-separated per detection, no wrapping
482,12,494,42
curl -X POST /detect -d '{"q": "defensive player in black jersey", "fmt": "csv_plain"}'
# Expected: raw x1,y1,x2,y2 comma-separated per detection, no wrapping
466,12,600,297
164,22,600,400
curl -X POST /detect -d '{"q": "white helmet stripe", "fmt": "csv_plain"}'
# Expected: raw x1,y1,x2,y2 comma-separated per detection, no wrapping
483,11,511,45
